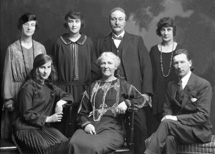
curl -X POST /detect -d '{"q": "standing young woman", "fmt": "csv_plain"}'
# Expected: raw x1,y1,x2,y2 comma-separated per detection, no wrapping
12,54,73,154
149,17,183,133
51,10,99,137
1,13,46,139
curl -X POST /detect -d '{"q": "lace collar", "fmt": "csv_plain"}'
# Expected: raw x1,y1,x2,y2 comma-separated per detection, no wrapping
60,33,87,45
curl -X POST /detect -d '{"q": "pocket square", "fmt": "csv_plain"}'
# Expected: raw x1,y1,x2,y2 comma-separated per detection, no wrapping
191,98,197,102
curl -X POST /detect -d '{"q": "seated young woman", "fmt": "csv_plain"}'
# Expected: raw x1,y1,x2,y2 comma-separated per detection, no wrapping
68,52,149,154
12,54,74,154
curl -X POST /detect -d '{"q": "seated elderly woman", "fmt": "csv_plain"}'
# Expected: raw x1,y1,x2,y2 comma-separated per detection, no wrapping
12,54,74,154
68,52,148,154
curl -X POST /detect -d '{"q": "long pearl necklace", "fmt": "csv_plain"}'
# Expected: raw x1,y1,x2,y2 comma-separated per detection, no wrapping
160,42,174,77
19,39,35,74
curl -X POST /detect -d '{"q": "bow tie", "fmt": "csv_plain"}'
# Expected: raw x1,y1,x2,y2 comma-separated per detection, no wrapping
112,35,123,40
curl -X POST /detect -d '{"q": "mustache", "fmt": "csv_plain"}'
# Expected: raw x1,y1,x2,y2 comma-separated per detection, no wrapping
113,26,121,28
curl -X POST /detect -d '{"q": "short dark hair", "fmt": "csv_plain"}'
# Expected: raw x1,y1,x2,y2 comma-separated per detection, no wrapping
173,49,194,71
64,10,85,29
156,17,176,36
17,13,39,31
173,49,191,60
30,54,58,81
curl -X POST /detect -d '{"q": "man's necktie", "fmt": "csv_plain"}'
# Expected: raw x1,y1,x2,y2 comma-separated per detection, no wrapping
178,80,183,91
176,80,183,103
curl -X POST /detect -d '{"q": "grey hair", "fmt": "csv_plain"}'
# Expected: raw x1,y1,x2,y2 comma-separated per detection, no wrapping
109,7,127,20
97,52,121,68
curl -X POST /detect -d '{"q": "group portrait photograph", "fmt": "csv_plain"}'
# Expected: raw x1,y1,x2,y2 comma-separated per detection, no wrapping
0,0,215,154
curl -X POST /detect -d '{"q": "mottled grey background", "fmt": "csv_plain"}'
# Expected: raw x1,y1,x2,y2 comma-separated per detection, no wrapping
0,0,215,133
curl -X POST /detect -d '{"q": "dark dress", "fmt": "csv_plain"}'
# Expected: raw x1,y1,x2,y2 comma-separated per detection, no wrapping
68,79,147,154
12,79,74,154
51,34,99,137
149,43,182,132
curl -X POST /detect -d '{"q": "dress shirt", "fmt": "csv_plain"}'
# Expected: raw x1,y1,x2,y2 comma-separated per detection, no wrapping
180,71,192,89
112,31,125,48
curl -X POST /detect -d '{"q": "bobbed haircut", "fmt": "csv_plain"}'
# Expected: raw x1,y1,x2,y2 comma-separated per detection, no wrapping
156,17,176,36
97,51,121,69
64,10,85,29
17,13,39,31
109,7,127,21
173,49,194,71
30,54,58,81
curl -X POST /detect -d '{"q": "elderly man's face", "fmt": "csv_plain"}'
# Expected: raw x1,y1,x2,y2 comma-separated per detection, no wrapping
173,53,192,78
109,10,126,35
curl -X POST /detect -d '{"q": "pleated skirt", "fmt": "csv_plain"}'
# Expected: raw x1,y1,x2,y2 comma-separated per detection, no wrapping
12,127,68,154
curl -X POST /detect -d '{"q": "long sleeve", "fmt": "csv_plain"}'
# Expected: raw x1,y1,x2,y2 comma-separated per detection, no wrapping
77,90,92,128
177,81,212,126
138,36,153,94
40,43,46,54
1,46,14,102
149,46,156,92
19,85,47,127
50,41,59,69
2,41,46,103
90,42,101,82
120,80,147,109
52,84,74,103
163,75,213,126
163,90,173,116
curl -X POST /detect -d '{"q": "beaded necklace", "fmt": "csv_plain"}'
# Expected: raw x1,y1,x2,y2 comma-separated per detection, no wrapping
160,42,174,77
19,39,35,74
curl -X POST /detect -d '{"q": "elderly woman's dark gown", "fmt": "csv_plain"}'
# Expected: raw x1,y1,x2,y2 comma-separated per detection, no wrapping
12,79,74,154
68,78,147,154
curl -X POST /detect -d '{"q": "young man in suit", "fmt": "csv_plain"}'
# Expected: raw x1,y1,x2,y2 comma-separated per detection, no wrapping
96,7,153,154
145,49,213,154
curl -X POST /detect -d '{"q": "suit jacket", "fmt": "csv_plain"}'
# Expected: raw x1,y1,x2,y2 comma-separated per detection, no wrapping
163,73,213,142
96,32,153,94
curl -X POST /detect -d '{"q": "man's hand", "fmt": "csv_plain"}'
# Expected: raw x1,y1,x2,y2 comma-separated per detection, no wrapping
117,101,127,114
84,124,96,135
161,115,178,121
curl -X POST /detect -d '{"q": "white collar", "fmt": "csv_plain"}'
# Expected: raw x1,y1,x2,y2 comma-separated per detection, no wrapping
180,71,192,89
112,31,125,38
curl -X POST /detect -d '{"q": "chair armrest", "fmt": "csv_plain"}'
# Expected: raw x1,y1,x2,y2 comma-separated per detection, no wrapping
125,107,137,150
63,102,80,108
127,107,138,113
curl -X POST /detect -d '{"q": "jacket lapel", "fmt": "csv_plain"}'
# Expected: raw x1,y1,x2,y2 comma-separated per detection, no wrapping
103,33,113,51
121,32,131,58
172,81,182,106
180,73,195,109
